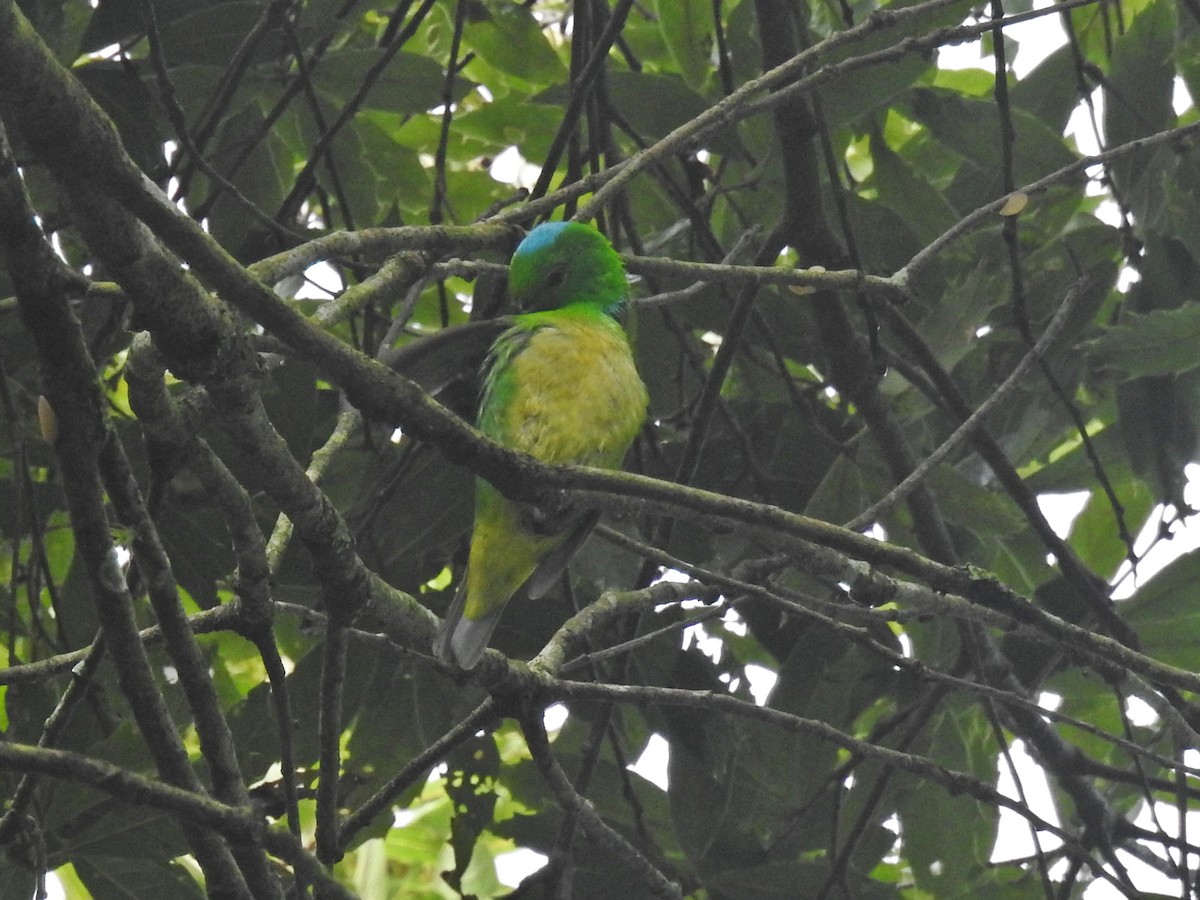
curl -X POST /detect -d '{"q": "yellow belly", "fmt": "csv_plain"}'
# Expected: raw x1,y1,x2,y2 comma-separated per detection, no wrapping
488,313,647,467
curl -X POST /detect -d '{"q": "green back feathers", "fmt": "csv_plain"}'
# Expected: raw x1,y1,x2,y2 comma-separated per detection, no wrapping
507,221,628,315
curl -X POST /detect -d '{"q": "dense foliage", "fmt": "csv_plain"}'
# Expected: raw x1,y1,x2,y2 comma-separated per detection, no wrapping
1,0,1200,897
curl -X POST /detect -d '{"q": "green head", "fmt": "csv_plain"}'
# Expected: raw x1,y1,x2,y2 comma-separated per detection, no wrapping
508,222,628,315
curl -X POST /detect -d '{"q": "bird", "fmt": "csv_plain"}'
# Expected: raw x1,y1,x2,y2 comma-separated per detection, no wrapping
434,221,648,670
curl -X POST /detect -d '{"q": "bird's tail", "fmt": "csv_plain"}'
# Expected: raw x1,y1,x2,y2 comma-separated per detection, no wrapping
433,577,502,670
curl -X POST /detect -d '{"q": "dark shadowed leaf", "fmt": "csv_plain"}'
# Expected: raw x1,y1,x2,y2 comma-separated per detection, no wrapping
73,857,204,900
1089,305,1200,378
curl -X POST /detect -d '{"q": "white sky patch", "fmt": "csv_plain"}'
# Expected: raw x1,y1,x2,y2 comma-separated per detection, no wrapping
1117,265,1140,292
938,1,1064,77
1124,694,1157,729
721,607,746,636
495,848,549,887
881,812,903,863
863,522,888,541
629,733,671,791
1036,491,1090,539
543,703,568,733
1112,464,1200,600
1067,90,1104,159
393,806,420,828
933,36,984,73
991,738,1063,863
1083,802,1200,898
1006,2,1068,78
285,260,342,301
1175,77,1194,116
652,568,713,650
653,566,692,585
685,621,723,661
1039,690,1063,714
490,146,542,190
44,874,66,900
744,663,777,706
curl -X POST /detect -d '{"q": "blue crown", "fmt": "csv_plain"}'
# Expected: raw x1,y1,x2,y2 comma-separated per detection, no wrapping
514,221,572,258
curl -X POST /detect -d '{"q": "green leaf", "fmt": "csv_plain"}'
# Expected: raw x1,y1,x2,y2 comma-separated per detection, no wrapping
202,101,290,255
1103,0,1178,196
0,868,35,900
905,88,1078,197
913,259,1005,371
78,0,215,52
844,193,928,276
1116,372,1200,508
820,54,930,128
453,97,568,160
1180,29,1200,117
343,660,474,843
655,0,711,90
155,499,234,610
464,5,565,86
603,71,743,158
803,453,877,525
443,734,500,888
868,132,960,244
46,804,189,866
1122,550,1200,670
899,700,998,895
1089,304,1200,377
1010,43,1087,132
52,863,93,900
73,62,169,175
347,444,472,596
1163,157,1200,266
73,857,204,899
41,510,75,586
705,861,839,898
1067,480,1153,579
926,465,1025,540
314,50,469,115
154,2,274,66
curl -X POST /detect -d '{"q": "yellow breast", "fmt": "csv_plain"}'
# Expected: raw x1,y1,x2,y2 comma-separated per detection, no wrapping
494,313,647,467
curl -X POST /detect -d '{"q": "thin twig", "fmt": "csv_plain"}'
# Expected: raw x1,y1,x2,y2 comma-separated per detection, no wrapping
315,624,349,866
521,711,682,900
847,277,1089,530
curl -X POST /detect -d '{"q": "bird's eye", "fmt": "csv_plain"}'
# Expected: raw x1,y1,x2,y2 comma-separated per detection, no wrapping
545,266,567,288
